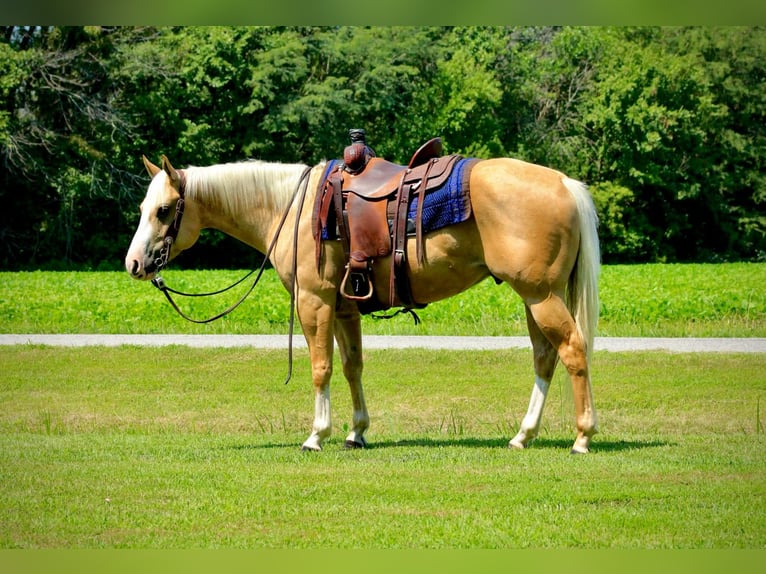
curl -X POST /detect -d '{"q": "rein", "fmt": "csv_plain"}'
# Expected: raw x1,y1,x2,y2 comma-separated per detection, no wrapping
151,165,313,384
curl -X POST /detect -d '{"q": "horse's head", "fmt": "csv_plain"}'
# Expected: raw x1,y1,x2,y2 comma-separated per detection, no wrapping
124,155,199,280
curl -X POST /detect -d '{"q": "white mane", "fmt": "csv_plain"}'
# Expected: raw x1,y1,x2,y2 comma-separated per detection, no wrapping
183,160,313,216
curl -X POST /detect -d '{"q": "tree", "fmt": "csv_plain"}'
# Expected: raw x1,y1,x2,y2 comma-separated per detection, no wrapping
579,27,763,261
242,26,449,164
1,26,139,268
402,26,507,159
1,26,763,269
664,27,766,260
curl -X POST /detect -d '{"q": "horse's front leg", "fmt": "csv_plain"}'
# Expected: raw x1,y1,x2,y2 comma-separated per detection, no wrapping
298,293,337,452
334,303,369,448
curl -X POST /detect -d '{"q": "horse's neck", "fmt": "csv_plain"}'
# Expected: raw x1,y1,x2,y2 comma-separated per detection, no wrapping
185,161,304,251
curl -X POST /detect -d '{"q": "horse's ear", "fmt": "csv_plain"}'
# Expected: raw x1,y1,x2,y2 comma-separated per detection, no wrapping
142,155,161,178
160,154,181,185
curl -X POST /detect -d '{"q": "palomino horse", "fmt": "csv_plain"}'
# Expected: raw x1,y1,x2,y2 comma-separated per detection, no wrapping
125,153,600,453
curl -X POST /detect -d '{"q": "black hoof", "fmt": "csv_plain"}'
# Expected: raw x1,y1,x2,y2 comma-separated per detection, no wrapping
344,439,367,449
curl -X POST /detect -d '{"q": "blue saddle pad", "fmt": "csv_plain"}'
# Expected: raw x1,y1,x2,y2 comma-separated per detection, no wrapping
408,157,475,234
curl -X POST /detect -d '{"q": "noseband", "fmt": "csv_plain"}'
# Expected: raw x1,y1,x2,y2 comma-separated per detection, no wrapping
153,170,187,272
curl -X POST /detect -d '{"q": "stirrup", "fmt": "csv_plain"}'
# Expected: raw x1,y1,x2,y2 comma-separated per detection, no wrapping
340,266,374,301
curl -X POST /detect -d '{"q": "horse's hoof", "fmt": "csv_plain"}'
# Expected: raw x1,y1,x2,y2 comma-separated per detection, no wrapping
301,444,321,452
344,438,367,449
508,440,525,450
570,448,589,455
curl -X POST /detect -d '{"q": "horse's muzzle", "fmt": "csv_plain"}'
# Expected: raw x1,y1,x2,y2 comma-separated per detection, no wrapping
125,253,157,281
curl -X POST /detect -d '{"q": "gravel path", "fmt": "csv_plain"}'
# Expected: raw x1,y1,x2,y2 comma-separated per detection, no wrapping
1,334,765,353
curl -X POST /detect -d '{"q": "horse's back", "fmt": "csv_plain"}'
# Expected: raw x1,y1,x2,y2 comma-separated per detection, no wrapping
470,158,576,218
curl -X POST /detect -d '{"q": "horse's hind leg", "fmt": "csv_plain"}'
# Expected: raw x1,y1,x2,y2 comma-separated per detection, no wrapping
525,294,598,454
509,304,559,450
334,306,369,448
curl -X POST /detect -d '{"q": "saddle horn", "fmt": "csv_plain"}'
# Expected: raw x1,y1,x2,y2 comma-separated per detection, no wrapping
344,129,376,174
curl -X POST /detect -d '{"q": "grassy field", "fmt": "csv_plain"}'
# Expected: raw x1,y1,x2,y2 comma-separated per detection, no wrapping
1,345,765,549
1,262,764,336
1,263,765,550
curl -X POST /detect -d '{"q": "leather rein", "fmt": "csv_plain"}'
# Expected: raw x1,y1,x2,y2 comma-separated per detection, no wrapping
150,165,313,384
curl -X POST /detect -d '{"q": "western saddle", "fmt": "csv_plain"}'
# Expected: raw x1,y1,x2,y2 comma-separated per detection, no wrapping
313,129,464,315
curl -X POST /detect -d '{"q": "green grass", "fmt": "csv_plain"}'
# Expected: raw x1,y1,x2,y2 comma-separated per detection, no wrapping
1,263,765,549
1,346,764,548
1,263,765,336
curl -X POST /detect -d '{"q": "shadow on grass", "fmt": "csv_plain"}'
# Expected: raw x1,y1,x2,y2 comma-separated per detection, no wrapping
229,436,671,452
365,436,671,452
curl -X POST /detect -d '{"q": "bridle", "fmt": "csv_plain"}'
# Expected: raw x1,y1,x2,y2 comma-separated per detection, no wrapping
149,165,314,383
153,170,187,273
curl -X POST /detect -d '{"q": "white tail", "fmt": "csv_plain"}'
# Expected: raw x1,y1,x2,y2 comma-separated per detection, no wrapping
562,177,600,357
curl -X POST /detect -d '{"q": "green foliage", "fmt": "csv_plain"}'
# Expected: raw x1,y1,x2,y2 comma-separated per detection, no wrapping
1,26,764,269
590,182,654,261
409,27,506,158
596,263,766,336
578,30,732,261
1,264,764,337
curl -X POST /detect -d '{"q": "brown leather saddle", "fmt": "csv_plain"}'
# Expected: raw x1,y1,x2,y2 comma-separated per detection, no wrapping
313,130,463,314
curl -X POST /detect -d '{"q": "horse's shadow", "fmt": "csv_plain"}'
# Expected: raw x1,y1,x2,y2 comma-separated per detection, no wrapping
364,437,670,452
231,436,670,453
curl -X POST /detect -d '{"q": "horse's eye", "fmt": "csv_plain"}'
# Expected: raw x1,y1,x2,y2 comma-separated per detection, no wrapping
157,205,171,220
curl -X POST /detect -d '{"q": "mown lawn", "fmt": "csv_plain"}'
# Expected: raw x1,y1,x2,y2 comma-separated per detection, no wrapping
1,346,764,549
